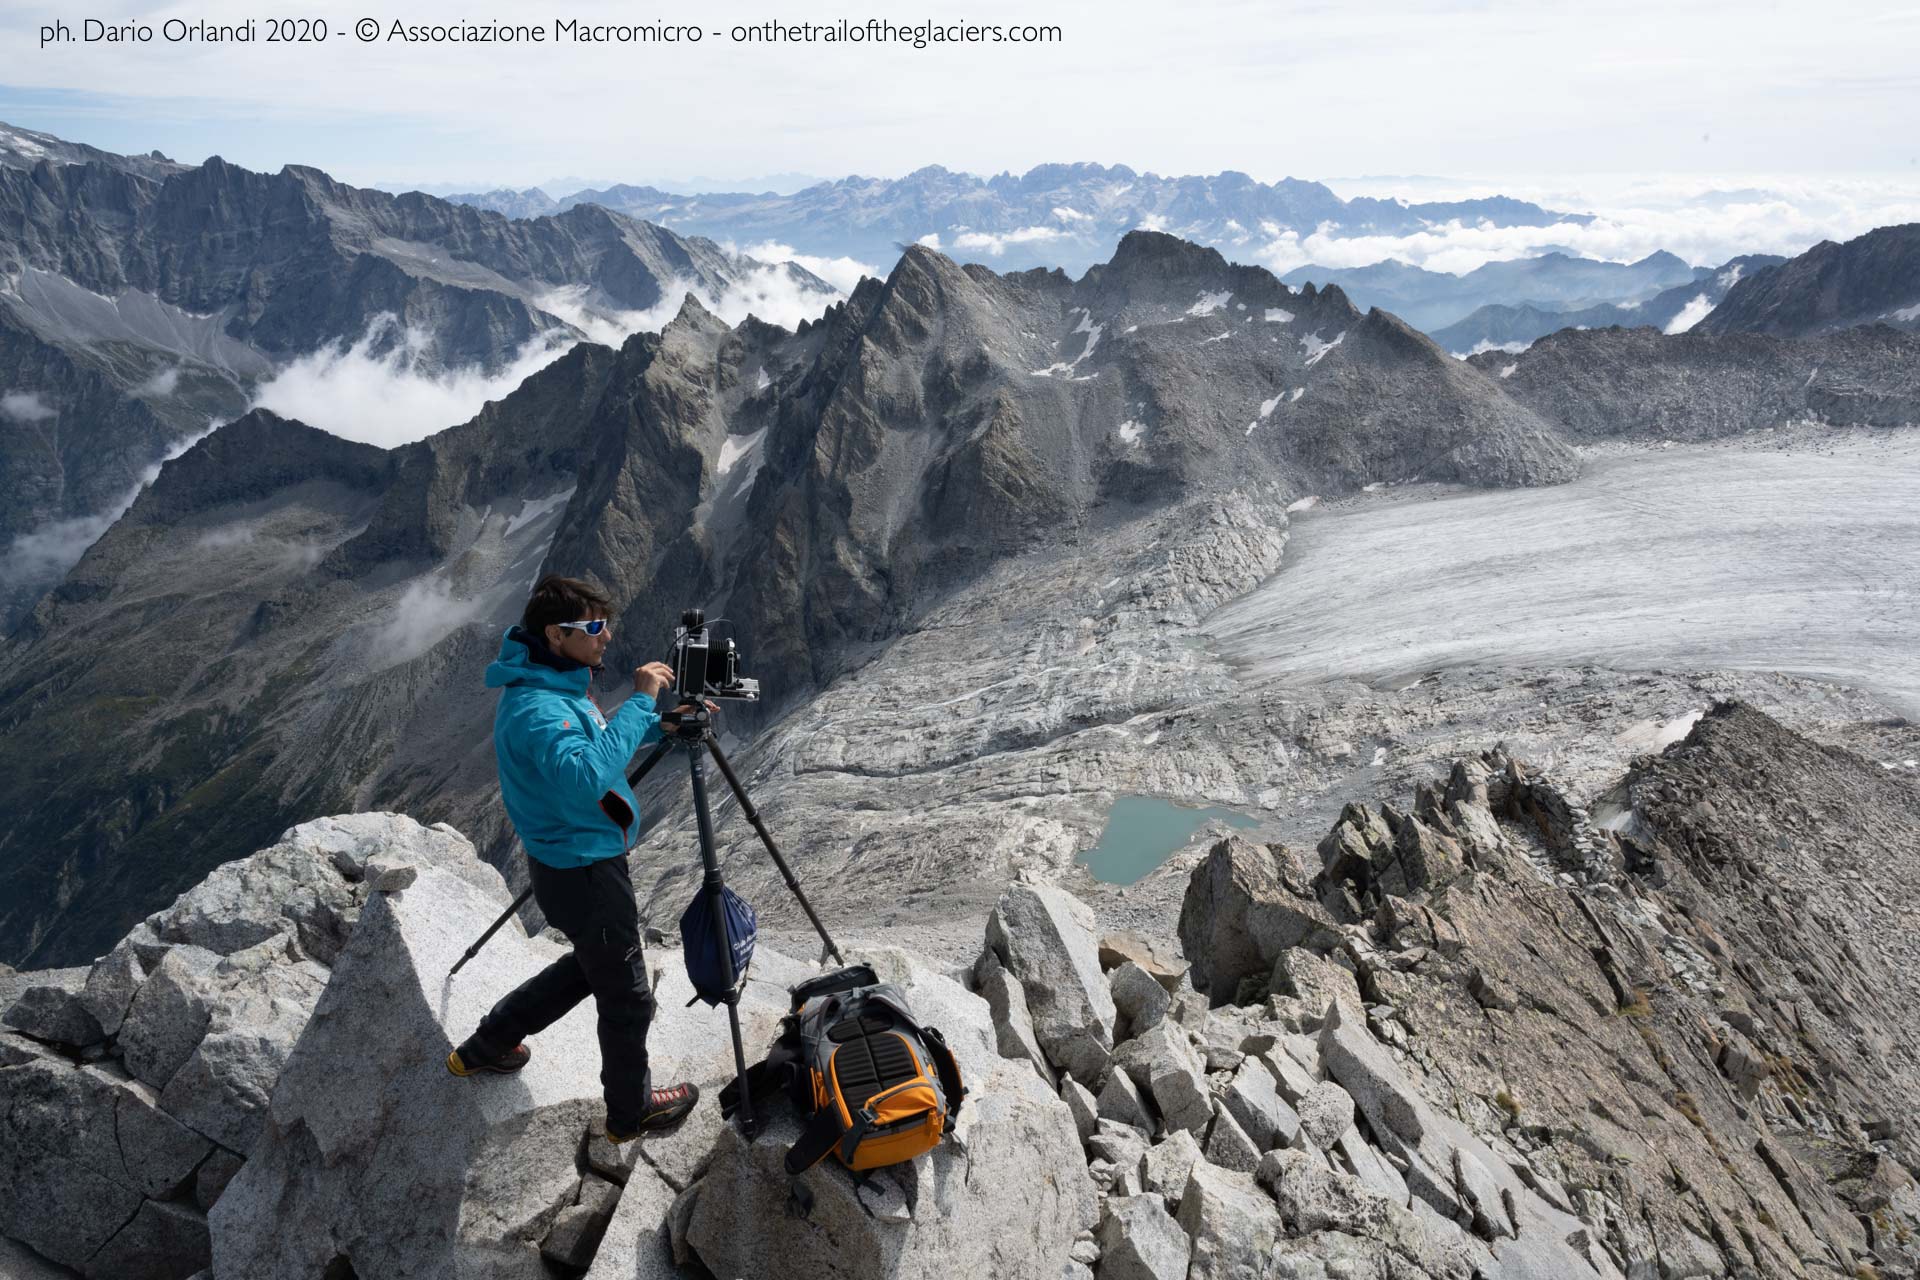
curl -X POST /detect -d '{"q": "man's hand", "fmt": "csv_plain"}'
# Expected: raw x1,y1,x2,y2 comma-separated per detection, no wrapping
634,661,674,697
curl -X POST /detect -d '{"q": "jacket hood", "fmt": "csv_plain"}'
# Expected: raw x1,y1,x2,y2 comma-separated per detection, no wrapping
485,626,592,693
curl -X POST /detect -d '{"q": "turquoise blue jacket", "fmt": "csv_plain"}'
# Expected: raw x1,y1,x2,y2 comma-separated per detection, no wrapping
486,626,664,869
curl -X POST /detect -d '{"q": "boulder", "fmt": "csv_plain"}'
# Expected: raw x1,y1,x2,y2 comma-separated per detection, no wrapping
1138,1128,1204,1206
1060,1073,1100,1142
976,949,1057,1087
1221,1057,1299,1151
157,935,330,1152
1203,1099,1261,1173
2,983,103,1049
668,946,1096,1280
1112,1021,1201,1093
1109,960,1171,1038
0,1053,209,1275
1097,932,1186,990
1147,1056,1212,1138
1179,836,1339,1003
985,885,1117,1085
79,1200,212,1280
579,1160,682,1280
1174,1160,1280,1280
78,942,147,1039
1296,1080,1357,1150
1096,1195,1189,1280
211,857,797,1280
1097,1065,1154,1132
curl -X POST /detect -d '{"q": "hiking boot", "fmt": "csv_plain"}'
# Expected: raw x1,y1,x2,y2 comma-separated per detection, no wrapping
606,1082,700,1142
446,1040,531,1076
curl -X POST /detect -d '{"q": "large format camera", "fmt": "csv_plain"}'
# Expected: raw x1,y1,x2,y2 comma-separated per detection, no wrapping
670,608,760,702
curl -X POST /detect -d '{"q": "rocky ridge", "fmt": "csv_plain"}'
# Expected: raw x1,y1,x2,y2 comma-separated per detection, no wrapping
0,228,1579,968
0,138,832,617
5,694,1914,1277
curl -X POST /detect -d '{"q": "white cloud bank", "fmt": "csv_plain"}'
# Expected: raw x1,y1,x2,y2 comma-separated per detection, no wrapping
253,260,845,449
1277,174,1920,277
1,419,220,590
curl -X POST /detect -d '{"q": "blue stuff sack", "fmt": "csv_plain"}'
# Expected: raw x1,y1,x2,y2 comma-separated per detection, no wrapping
680,884,757,1005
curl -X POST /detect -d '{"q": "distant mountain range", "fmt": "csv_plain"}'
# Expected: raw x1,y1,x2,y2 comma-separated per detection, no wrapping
0,120,833,623
443,162,1594,275
1280,251,1705,333
1430,254,1791,354
5,222,1920,967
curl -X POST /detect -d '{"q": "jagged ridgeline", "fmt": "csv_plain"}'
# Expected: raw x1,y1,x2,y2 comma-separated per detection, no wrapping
0,230,1585,967
0,142,832,623
6,225,1920,973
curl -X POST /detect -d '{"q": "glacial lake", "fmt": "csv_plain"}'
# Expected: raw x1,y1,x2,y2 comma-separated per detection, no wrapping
1077,795,1261,885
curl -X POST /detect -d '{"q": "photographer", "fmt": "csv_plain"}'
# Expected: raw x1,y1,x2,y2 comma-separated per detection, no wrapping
447,574,698,1140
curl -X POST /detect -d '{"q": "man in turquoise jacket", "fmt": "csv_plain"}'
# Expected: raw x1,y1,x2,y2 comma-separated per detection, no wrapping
448,574,698,1138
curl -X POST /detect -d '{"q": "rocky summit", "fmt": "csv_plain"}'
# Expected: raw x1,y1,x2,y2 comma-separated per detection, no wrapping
3,693,1916,1278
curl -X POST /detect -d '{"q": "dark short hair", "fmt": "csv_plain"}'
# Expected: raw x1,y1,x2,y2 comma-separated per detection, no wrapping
522,574,613,635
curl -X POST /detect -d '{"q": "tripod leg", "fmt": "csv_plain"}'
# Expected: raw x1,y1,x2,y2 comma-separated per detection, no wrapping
705,737,845,967
450,885,534,977
689,747,760,1138
624,736,675,789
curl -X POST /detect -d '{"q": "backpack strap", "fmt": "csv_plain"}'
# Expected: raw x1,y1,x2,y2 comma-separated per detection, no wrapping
720,1015,803,1121
784,1105,847,1175
921,1025,967,1123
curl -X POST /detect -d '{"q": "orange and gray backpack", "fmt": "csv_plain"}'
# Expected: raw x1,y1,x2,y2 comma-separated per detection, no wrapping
722,964,966,1176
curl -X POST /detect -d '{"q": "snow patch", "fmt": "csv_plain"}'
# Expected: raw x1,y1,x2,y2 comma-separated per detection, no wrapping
1200,331,1232,345
1885,302,1920,323
753,367,771,392
1187,291,1232,317
1259,393,1284,418
1613,709,1705,753
503,487,576,537
718,428,768,477
1052,206,1091,223
1264,308,1295,323
1300,330,1346,367
1286,495,1319,513
1117,420,1145,445
1498,363,1519,379
1462,338,1532,358
1289,387,1305,402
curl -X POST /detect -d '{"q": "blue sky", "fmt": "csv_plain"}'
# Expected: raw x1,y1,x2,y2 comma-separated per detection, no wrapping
1,0,1916,191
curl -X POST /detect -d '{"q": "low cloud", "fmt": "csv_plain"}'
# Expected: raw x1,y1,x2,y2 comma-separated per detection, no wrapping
1,391,57,423
133,367,182,398
1269,174,1920,276
253,259,844,448
369,574,490,667
734,241,877,296
951,225,1072,255
0,419,218,590
1665,294,1717,334
251,314,571,448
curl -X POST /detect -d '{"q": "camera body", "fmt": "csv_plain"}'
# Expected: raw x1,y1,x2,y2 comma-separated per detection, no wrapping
670,609,760,702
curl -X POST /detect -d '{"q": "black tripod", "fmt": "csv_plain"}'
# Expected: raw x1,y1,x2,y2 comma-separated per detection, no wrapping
452,702,844,1139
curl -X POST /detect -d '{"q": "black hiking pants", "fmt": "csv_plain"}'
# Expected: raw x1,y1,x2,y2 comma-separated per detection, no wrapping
470,853,653,1130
